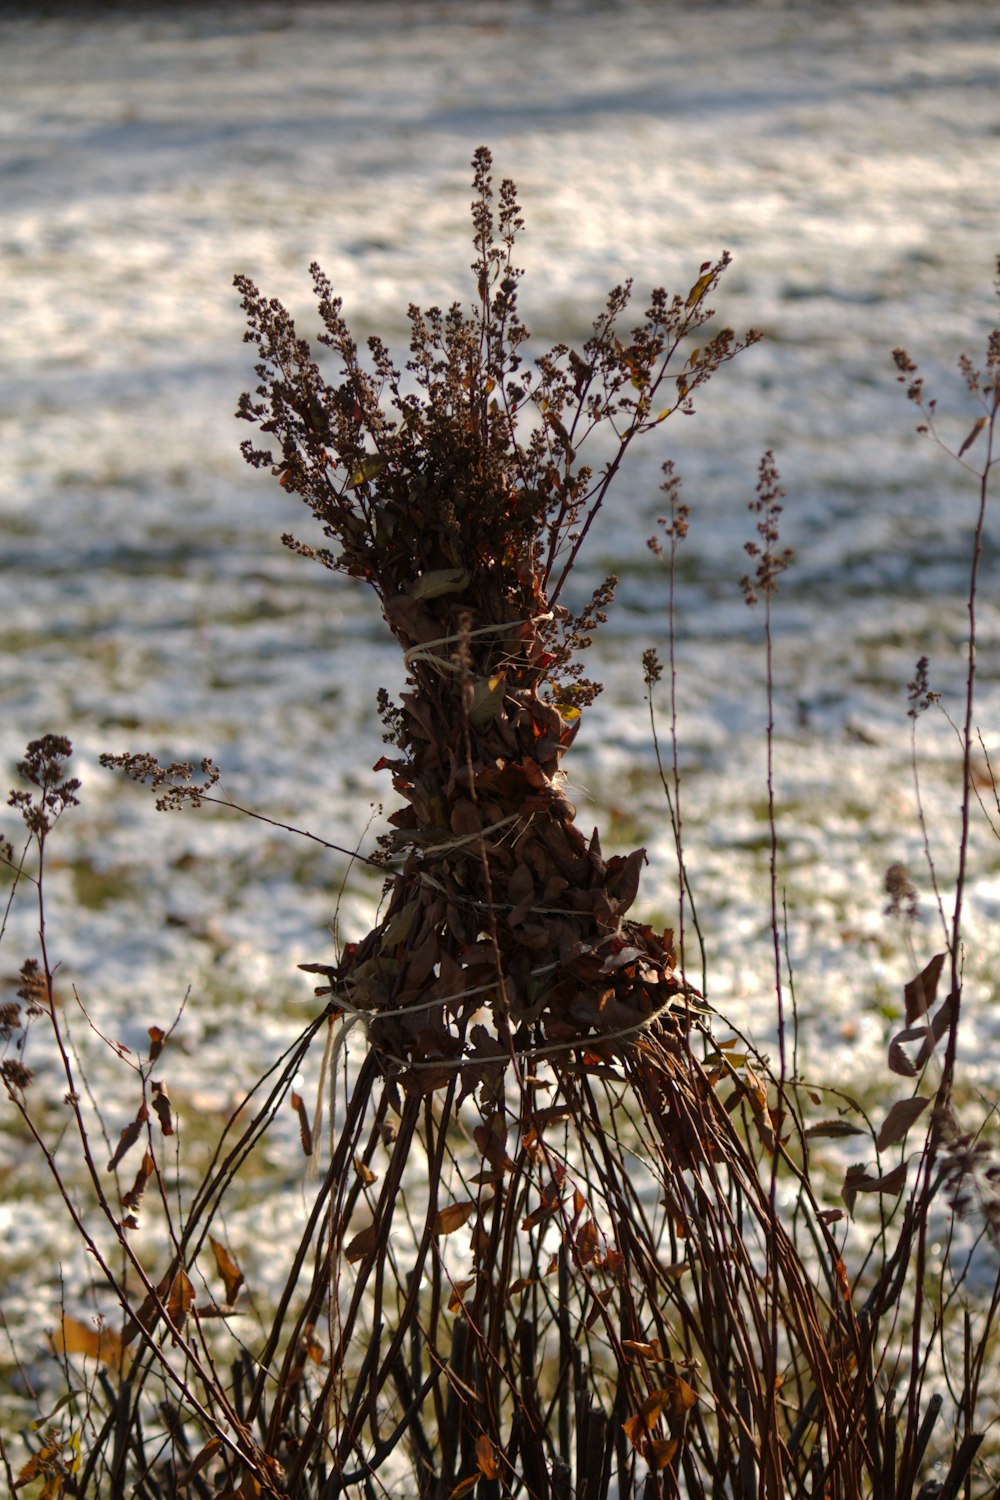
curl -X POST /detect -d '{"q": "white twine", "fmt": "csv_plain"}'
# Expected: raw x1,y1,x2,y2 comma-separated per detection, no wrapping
304,956,560,1168
305,957,695,1165
336,958,561,1025
413,811,521,860
374,991,690,1077
402,611,553,673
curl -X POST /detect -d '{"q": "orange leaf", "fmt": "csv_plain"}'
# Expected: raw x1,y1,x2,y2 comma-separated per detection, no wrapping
147,1026,166,1063
622,1339,661,1361
475,1434,499,1479
447,1279,475,1313
434,1202,476,1237
209,1236,245,1304
166,1268,195,1332
671,1377,698,1415
52,1315,123,1368
650,1437,679,1470
15,1436,63,1488
447,1478,480,1500
301,1324,324,1365
623,1413,645,1448
637,1388,673,1426
599,1248,626,1279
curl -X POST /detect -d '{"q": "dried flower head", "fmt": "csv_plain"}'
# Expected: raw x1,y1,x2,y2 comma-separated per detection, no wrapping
8,735,80,840
0,1002,22,1042
642,648,664,688
741,450,792,607
907,657,938,719
1,1058,34,1096
884,863,919,922
235,148,758,715
99,753,221,811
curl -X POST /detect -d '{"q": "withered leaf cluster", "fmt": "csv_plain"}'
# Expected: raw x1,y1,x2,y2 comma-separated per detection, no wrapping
237,148,755,1085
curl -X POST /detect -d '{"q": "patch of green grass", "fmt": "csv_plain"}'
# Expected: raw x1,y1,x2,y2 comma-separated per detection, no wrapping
66,858,136,912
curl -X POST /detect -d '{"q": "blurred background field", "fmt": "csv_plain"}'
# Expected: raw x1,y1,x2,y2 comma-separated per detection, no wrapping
2,0,999,1388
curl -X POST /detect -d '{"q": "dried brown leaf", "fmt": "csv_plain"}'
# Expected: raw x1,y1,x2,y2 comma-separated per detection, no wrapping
842,1159,908,1212
958,415,987,458
672,1377,698,1415
805,1119,865,1140
914,992,957,1068
521,1199,560,1231
52,1315,123,1368
447,1478,480,1500
175,1437,222,1486
600,945,644,973
409,566,470,601
888,1029,923,1077
623,1389,671,1448
15,1436,64,1490
150,1080,173,1136
121,1151,155,1216
345,1223,378,1263
904,953,945,1024
107,1103,148,1172
622,1339,661,1361
575,1218,599,1265
449,799,482,838
290,1091,313,1157
584,1286,614,1330
650,1437,679,1469
507,1277,537,1297
475,1434,499,1479
447,1279,475,1313
876,1095,930,1151
166,1267,195,1332
434,1201,476,1237
209,1236,245,1304
473,1115,511,1171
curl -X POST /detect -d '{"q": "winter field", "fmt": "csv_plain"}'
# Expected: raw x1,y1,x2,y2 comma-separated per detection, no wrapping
2,0,999,1426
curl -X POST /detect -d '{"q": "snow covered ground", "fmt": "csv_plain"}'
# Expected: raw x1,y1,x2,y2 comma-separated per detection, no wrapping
1,0,999,1411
